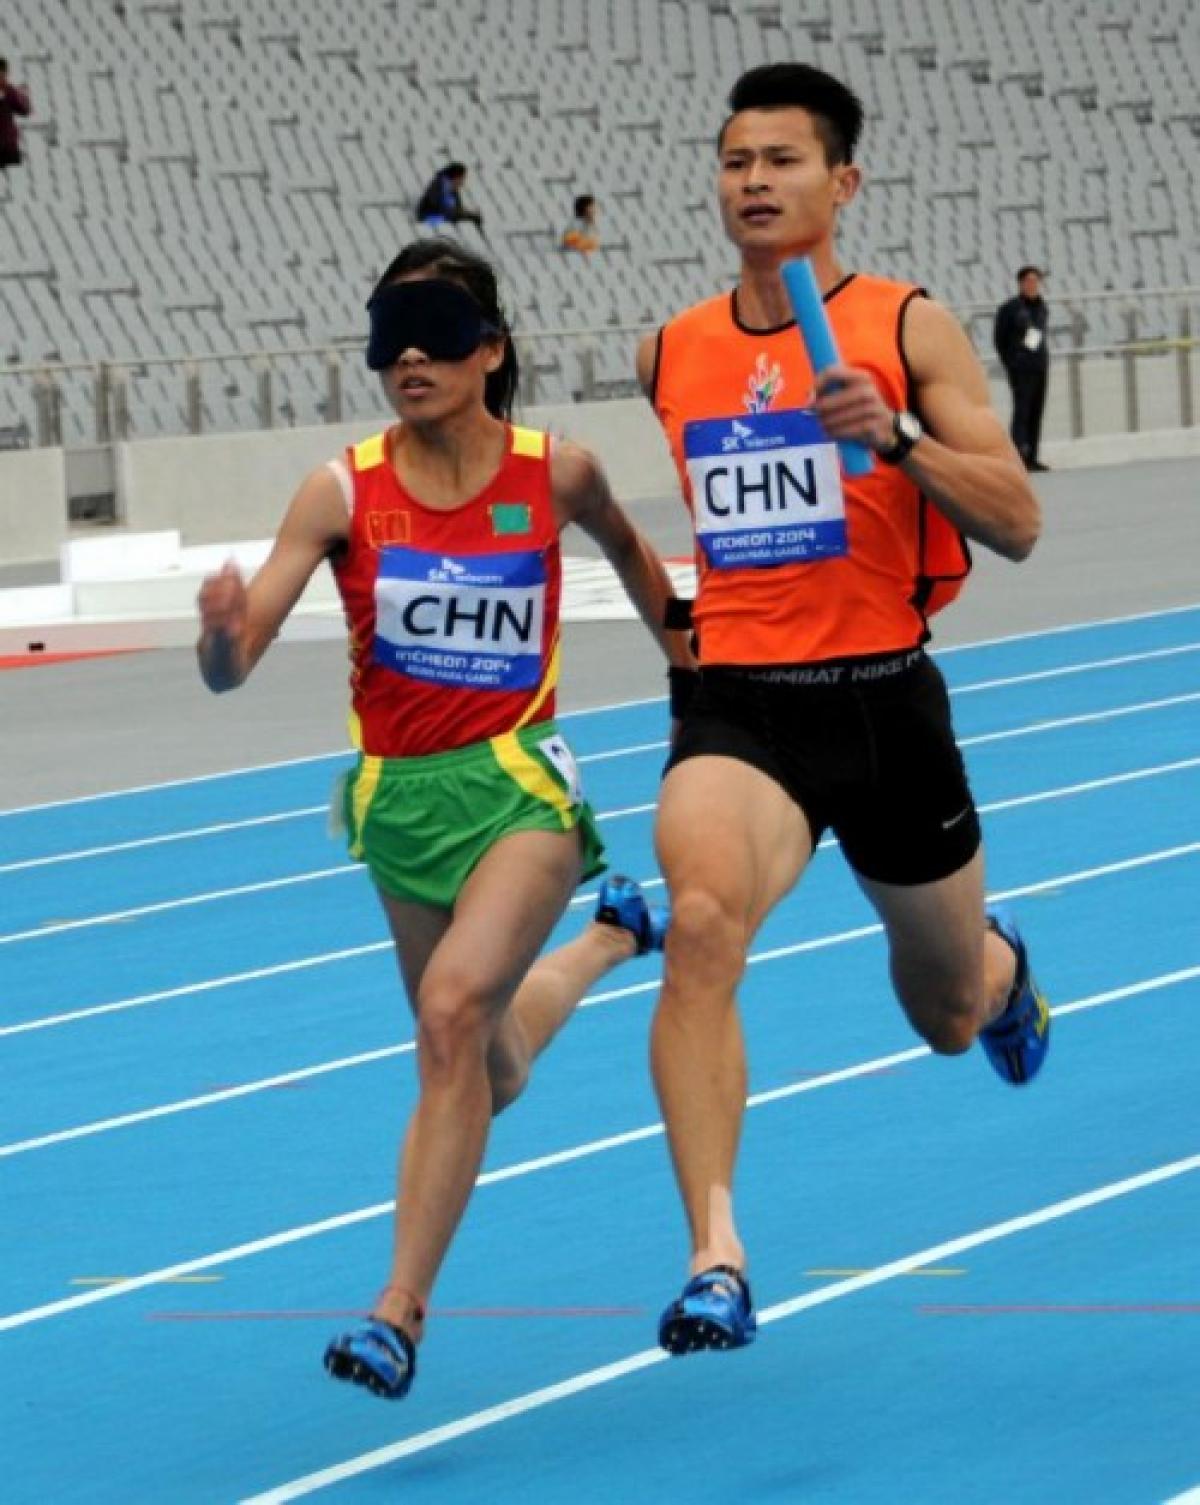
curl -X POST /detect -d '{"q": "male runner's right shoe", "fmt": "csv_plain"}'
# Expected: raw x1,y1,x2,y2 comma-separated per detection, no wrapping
658,1266,757,1355
980,908,1051,1086
594,873,669,955
323,1318,416,1400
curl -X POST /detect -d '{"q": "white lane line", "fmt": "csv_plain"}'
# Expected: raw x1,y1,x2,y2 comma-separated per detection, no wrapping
0,943,392,1038
933,599,1200,655
0,746,659,876
2,600,1197,821
4,638,1198,872
6,688,1199,948
979,756,1200,814
9,638,1198,878
236,1148,1200,1500
2,884,1197,1162
0,795,662,945
0,694,668,818
0,1044,413,1156
7,741,1197,936
0,866,359,945
2,964,1197,1332
958,691,1200,749
0,748,352,817
1162,1487,1200,1504
0,806,327,876
950,640,1200,694
4,761,1199,1037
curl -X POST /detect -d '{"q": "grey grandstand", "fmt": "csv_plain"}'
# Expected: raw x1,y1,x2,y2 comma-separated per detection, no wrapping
1,0,1198,444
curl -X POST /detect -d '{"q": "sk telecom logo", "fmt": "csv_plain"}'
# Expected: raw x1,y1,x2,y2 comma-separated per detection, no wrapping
722,418,755,452
429,557,470,583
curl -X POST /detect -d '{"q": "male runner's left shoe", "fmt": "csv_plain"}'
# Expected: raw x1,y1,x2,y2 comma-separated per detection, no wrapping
658,1266,757,1355
324,1318,416,1400
594,873,669,954
980,908,1051,1086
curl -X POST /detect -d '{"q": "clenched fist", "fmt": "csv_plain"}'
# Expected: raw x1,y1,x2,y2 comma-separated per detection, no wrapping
198,560,247,640
197,560,249,692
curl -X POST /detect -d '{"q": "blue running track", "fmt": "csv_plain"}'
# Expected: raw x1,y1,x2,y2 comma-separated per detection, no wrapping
1,605,1198,1504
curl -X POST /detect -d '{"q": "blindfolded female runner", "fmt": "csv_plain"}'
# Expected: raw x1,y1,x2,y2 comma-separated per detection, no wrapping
197,238,693,1401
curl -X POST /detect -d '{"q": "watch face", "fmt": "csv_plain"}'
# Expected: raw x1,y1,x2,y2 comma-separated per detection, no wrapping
896,412,922,444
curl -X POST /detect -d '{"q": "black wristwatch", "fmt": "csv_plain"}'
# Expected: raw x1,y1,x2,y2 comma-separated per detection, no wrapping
877,410,923,465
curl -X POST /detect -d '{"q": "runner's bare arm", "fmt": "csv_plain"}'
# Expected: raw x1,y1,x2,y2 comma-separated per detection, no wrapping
635,331,659,402
813,298,1040,561
550,438,695,668
196,466,349,692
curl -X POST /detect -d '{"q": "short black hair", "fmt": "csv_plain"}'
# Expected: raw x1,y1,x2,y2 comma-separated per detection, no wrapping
443,161,467,179
573,194,595,217
718,63,864,165
1017,265,1043,281
369,237,518,418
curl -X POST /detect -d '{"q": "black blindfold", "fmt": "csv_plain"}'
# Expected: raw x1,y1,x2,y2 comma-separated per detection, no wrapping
366,279,497,369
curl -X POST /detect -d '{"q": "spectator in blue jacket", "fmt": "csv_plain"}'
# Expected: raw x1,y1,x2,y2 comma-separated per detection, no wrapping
415,162,483,230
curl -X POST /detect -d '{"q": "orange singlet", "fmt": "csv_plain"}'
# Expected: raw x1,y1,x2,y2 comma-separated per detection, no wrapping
652,275,970,667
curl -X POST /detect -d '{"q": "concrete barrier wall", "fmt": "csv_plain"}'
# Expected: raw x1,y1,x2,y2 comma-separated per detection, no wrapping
112,397,678,545
0,447,68,564
114,420,384,543
0,355,1196,562
518,396,678,500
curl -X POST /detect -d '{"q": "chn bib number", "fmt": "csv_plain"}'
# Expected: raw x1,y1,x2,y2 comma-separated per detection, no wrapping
373,546,546,690
684,408,848,569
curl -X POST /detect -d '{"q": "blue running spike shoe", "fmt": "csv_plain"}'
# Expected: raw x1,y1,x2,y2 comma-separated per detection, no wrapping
594,873,669,955
980,908,1051,1086
658,1266,757,1355
324,1318,416,1400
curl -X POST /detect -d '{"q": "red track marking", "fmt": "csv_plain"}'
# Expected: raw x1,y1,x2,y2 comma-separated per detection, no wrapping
0,648,147,671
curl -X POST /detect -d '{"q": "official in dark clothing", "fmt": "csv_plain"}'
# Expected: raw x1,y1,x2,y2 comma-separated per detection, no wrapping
0,57,32,169
994,266,1050,471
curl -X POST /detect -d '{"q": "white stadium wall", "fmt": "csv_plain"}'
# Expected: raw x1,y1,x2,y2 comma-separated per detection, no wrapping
111,398,678,546
0,448,69,565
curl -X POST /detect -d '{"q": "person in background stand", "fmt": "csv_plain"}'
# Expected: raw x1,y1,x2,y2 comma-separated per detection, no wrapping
994,265,1050,472
562,194,600,254
0,57,32,171
416,161,484,231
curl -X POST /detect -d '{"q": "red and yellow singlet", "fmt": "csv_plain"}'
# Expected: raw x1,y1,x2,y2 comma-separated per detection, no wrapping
331,423,562,757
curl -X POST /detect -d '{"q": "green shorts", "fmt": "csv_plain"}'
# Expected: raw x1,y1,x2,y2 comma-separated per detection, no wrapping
338,721,607,908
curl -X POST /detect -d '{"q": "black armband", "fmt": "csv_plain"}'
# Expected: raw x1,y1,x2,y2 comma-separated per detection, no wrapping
668,666,701,719
664,596,694,631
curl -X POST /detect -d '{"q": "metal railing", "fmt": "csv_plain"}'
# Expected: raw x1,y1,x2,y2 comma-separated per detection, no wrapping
0,299,1197,451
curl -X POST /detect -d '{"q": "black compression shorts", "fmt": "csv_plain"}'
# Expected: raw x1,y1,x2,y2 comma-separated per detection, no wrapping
664,650,981,886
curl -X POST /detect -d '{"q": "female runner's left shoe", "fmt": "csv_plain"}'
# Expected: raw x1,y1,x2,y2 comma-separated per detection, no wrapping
594,874,669,954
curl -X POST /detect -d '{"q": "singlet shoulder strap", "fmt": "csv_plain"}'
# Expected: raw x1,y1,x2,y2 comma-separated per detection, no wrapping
509,425,547,459
350,430,389,472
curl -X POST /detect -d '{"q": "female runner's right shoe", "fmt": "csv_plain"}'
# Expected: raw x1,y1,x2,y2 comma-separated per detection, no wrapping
324,1318,416,1400
658,1265,757,1355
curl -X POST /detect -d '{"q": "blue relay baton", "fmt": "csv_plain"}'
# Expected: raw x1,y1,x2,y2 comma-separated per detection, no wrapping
781,256,875,478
